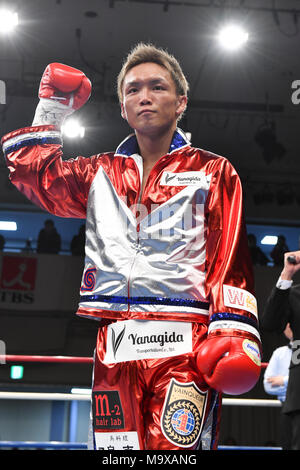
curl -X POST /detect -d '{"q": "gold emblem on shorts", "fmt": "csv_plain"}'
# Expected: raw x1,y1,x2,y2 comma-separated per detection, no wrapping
161,379,207,448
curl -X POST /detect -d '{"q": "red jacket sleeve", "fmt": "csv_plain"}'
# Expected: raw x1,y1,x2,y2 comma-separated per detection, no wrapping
1,125,103,218
204,157,260,344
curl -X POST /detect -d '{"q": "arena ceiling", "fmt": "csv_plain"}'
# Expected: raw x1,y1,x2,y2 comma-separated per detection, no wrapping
1,0,300,225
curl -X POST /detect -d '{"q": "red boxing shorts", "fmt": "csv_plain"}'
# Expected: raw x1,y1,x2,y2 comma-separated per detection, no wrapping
90,319,221,450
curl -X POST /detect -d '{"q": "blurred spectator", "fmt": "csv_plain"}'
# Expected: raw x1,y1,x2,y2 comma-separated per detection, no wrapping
271,235,289,266
37,219,61,254
263,323,293,449
247,234,269,266
22,238,34,253
0,234,5,251
70,224,86,256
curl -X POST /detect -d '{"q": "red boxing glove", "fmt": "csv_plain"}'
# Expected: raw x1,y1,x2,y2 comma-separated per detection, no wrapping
38,63,91,110
196,336,261,395
32,63,91,127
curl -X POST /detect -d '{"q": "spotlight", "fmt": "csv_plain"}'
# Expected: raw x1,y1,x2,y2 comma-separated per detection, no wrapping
62,119,85,139
0,9,18,34
217,24,249,51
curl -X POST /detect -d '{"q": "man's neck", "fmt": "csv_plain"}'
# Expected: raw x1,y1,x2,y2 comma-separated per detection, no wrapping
136,126,176,167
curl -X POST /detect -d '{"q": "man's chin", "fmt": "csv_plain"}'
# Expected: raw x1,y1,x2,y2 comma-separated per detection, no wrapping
134,122,175,138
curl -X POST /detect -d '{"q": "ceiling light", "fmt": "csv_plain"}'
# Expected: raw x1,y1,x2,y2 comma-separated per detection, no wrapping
0,221,17,231
261,236,278,245
217,24,249,51
62,119,85,139
0,9,18,34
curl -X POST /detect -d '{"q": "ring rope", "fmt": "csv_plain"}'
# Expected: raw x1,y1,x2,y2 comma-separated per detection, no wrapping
0,355,274,404
0,391,281,408
0,354,268,367
0,354,93,364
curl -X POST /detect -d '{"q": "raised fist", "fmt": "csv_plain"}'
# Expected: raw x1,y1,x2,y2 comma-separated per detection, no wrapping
32,63,91,127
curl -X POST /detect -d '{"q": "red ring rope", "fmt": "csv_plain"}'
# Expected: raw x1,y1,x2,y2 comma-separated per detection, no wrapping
0,355,268,368
0,355,93,364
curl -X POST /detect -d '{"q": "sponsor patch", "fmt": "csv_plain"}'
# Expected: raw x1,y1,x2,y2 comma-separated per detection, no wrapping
103,320,192,364
94,431,140,450
243,339,261,366
160,171,211,189
92,390,124,430
161,379,207,448
223,285,258,318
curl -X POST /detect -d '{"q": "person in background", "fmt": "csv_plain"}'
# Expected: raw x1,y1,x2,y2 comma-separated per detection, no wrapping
261,250,300,450
37,219,61,254
270,235,289,266
263,323,293,449
70,224,86,256
22,238,34,253
247,233,269,266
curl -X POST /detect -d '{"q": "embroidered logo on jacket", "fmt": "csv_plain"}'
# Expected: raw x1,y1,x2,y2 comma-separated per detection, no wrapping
161,379,207,448
160,171,211,189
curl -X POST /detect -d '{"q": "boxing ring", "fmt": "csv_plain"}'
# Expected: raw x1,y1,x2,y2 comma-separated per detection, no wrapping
0,355,282,451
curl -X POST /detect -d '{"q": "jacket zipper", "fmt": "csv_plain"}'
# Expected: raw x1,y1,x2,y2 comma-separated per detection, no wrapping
126,154,143,313
126,153,170,314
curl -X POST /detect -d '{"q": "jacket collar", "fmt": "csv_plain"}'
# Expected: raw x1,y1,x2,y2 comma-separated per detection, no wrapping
115,128,191,157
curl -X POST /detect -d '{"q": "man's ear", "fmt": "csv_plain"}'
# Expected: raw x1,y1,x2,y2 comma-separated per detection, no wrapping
120,102,126,120
175,95,188,119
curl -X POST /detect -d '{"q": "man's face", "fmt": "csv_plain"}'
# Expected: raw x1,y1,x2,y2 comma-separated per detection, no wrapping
121,62,187,136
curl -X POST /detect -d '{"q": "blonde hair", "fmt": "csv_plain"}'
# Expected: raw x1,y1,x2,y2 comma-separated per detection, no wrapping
117,43,189,103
